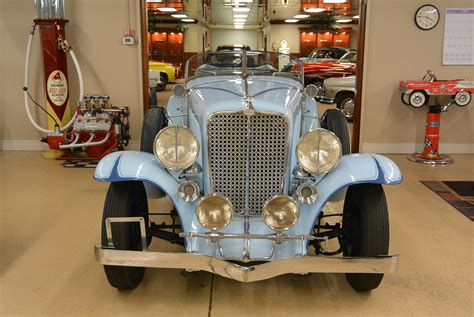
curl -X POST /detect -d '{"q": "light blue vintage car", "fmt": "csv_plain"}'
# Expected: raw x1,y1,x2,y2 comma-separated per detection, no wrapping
94,50,402,292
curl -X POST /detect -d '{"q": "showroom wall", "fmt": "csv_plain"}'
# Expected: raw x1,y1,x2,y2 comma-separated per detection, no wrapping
360,0,474,153
211,29,258,51
0,0,143,150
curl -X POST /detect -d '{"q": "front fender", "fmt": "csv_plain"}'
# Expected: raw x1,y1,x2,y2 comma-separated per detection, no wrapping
293,153,402,236
94,151,194,231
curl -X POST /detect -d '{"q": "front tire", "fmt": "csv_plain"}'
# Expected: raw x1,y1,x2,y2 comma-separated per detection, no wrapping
335,92,355,121
409,91,427,108
321,109,351,155
156,73,168,91
101,181,149,290
454,91,471,106
342,184,389,292
401,93,411,105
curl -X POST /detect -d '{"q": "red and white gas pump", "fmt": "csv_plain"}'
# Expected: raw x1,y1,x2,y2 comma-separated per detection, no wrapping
24,0,131,161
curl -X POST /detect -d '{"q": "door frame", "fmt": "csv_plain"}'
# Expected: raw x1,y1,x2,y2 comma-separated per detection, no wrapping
139,0,367,152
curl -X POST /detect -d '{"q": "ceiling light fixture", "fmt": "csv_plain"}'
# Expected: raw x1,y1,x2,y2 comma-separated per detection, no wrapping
234,24,244,29
171,13,187,18
323,0,347,3
234,18,246,22
234,14,248,18
353,15,359,19
284,19,299,23
233,7,250,12
181,18,195,22
294,14,310,18
336,19,352,23
304,8,326,13
157,7,177,12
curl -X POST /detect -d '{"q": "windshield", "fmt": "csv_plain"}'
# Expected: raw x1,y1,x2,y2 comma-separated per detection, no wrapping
185,50,304,82
339,52,357,63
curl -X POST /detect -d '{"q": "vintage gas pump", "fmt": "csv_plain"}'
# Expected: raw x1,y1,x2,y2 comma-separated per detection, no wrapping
24,0,131,162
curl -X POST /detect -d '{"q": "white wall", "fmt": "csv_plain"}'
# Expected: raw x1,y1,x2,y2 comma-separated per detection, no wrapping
211,30,258,51
0,0,143,147
268,25,301,53
360,0,474,153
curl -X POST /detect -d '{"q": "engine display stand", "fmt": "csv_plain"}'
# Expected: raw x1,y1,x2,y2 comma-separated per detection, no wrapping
407,104,454,165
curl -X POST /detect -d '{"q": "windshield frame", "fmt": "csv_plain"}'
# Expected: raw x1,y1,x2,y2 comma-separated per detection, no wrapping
184,50,304,84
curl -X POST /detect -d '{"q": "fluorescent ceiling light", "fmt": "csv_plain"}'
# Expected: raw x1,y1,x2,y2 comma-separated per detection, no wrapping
285,19,299,23
294,14,310,18
233,7,250,12
147,0,163,2
234,14,248,18
181,18,195,22
158,7,177,12
234,18,246,22
323,0,347,3
336,19,352,23
304,8,326,13
234,24,244,29
353,15,359,19
171,13,187,18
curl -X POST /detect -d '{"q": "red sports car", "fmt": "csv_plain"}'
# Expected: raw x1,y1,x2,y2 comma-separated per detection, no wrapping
399,70,473,108
292,52,357,87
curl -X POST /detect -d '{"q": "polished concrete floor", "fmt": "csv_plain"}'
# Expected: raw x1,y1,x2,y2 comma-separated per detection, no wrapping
1,150,472,316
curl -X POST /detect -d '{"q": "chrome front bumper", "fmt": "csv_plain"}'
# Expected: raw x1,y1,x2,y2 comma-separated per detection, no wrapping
95,246,399,282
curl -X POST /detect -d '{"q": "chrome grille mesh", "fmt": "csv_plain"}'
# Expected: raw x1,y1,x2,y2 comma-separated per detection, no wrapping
207,112,289,215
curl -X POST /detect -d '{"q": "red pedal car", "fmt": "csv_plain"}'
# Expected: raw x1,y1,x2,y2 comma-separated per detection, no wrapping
399,70,473,108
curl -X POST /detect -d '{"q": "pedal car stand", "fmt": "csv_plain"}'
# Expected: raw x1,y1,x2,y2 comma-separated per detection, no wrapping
407,98,459,165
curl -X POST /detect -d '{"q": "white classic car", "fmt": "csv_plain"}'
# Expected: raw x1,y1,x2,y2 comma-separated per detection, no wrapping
94,50,402,292
318,76,356,121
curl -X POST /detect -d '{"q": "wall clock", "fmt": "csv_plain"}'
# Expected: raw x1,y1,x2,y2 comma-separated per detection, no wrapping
415,4,440,30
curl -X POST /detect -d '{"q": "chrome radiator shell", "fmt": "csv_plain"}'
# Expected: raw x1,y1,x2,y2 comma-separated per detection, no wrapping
207,111,289,215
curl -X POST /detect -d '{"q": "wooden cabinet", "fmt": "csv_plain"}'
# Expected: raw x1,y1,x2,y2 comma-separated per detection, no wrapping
148,29,184,68
300,29,352,57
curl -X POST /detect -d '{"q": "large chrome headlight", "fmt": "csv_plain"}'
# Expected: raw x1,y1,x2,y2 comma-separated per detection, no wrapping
263,196,300,232
196,194,234,231
153,126,199,170
296,128,342,174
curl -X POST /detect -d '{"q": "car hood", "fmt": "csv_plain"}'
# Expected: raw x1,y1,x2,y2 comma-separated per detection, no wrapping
186,75,303,120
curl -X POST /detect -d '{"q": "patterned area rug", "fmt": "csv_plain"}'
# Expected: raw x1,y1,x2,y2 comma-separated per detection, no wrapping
421,181,474,221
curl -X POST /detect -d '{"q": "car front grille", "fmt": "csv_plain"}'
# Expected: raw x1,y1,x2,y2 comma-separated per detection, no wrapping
207,111,289,215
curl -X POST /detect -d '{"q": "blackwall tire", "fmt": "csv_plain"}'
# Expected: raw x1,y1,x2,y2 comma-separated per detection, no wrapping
101,181,149,290
140,107,167,154
321,109,351,155
149,87,158,108
342,183,389,292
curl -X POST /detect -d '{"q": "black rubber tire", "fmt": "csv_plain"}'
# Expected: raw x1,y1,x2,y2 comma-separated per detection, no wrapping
149,87,158,108
342,184,389,292
156,73,168,91
400,93,411,105
101,181,149,290
335,92,355,122
321,109,351,155
139,107,167,154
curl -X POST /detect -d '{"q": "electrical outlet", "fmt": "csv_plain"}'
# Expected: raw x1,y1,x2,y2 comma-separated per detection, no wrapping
464,69,473,81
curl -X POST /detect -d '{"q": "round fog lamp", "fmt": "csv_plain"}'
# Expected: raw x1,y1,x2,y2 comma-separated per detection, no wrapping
178,180,200,202
295,183,317,204
196,195,234,231
153,125,199,170
296,128,342,174
263,196,300,232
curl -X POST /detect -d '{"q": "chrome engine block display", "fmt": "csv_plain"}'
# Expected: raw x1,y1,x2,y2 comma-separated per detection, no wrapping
45,94,130,160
